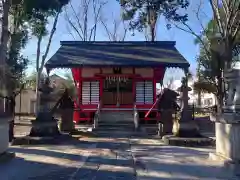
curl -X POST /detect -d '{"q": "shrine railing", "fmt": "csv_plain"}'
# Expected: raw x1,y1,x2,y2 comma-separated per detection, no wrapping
133,103,139,130
93,100,101,129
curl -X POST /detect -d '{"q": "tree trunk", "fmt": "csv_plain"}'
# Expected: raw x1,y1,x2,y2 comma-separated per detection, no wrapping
0,0,11,96
216,76,224,114
151,26,155,42
197,91,201,107
0,0,11,114
35,36,42,114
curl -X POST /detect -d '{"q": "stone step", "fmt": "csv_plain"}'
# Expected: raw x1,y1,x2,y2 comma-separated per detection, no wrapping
99,120,133,124
100,112,133,122
99,118,133,122
93,130,139,137
98,125,135,130
98,124,135,130
141,124,159,135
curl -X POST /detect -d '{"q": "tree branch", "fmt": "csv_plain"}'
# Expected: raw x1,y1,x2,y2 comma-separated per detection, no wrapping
227,1,239,37
40,11,60,73
91,0,107,41
69,1,84,37
121,20,127,41
36,36,42,71
100,17,113,41
209,0,225,37
174,22,212,61
64,6,83,40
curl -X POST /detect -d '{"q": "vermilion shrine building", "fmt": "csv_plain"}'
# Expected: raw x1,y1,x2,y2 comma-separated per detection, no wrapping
45,41,189,123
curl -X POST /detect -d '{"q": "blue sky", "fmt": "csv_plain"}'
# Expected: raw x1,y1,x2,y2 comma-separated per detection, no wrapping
22,0,212,81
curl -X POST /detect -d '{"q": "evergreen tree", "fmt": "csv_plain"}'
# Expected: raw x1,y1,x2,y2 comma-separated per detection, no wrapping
118,0,189,41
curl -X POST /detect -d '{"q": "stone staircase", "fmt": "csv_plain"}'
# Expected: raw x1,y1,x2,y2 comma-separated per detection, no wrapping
93,111,136,136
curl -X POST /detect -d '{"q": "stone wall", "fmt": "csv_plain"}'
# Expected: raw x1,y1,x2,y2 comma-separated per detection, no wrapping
194,116,215,134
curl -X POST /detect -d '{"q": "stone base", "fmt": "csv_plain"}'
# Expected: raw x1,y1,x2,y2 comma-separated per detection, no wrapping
0,152,15,163
159,111,173,135
29,120,60,137
163,135,214,147
209,152,240,176
215,121,240,162
12,134,78,145
172,121,200,137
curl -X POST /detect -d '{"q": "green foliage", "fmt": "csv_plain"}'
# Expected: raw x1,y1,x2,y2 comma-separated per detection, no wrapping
193,47,221,96
23,71,47,89
194,17,239,96
6,4,30,91
22,0,69,13
119,0,189,32
193,81,217,94
4,0,70,92
63,73,77,98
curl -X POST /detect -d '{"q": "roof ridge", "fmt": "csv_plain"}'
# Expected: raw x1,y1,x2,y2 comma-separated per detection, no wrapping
60,41,176,46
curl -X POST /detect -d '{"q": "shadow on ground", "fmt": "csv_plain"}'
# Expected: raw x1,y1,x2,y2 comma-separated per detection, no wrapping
3,126,235,180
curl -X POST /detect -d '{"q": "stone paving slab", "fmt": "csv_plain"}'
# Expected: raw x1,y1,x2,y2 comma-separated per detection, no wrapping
0,142,96,180
130,139,238,180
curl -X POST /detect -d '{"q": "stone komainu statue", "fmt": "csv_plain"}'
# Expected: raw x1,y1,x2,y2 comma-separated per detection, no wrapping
55,89,75,133
157,88,180,135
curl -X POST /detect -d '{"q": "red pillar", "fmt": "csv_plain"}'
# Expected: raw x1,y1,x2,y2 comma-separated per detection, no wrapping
132,78,136,104
78,68,82,106
153,78,157,102
133,68,136,104
100,78,103,102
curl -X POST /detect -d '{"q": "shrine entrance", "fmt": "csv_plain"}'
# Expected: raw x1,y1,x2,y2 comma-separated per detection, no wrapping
102,77,133,106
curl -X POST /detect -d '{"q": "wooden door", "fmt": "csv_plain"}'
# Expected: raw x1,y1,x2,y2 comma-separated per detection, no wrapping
119,79,133,105
102,80,117,105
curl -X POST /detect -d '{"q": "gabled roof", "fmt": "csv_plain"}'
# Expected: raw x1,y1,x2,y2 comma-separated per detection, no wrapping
45,41,190,69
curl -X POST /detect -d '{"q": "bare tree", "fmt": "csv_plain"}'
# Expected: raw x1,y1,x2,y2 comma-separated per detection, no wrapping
174,0,239,66
100,14,128,41
64,0,106,41
173,0,240,111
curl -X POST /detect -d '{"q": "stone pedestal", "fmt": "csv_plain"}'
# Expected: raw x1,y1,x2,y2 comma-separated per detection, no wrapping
173,119,199,137
160,110,174,135
215,121,240,161
210,116,240,175
60,109,74,132
0,116,10,154
29,112,60,137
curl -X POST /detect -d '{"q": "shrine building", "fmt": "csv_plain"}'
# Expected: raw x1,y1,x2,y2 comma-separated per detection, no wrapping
45,41,189,124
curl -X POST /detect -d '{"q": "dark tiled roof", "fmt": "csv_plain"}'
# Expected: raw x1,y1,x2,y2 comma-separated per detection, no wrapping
45,41,189,69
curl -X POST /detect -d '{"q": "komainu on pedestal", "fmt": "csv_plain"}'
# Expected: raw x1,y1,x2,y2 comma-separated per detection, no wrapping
157,88,180,135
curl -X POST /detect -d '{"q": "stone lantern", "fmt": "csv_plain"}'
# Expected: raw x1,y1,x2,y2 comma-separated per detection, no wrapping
29,77,60,137
172,74,199,137
209,33,240,174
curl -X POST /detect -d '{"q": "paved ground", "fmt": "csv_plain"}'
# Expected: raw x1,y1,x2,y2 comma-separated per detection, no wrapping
0,130,238,180
131,138,237,180
5,118,237,179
